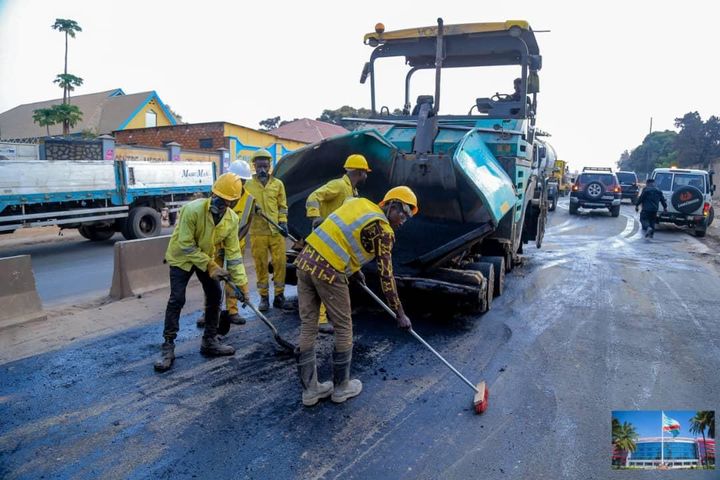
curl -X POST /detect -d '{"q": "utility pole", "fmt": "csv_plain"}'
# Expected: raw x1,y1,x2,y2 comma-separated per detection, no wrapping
649,117,653,135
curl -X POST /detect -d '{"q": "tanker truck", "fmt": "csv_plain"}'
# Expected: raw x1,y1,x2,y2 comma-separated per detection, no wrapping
274,19,549,313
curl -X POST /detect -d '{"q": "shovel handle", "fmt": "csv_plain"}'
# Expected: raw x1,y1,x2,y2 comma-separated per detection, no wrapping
358,282,479,394
226,280,280,336
254,208,300,244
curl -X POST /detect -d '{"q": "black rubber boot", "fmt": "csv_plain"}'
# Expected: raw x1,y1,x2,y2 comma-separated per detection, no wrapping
200,335,235,356
227,312,246,325
273,293,286,309
297,350,333,406
318,323,335,335
331,349,362,403
154,342,175,372
258,296,270,312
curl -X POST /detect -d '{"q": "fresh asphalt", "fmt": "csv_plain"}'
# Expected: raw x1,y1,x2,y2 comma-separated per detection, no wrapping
1,201,719,479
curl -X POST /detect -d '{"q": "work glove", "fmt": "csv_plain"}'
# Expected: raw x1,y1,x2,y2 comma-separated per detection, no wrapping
396,310,412,330
311,217,322,229
207,261,230,282
350,270,366,285
231,282,251,304
278,222,289,236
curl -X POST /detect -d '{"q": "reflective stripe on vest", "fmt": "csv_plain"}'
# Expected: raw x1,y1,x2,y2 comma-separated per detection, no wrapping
239,194,254,228
325,210,386,268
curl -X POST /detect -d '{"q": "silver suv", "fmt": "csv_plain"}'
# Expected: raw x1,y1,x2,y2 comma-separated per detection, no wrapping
651,167,716,237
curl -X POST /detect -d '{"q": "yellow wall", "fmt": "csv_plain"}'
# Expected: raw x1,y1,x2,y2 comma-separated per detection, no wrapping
223,123,306,164
123,98,175,130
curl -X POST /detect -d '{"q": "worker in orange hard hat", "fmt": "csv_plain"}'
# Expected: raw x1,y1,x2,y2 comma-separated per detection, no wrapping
155,173,251,372
294,186,418,407
305,153,372,335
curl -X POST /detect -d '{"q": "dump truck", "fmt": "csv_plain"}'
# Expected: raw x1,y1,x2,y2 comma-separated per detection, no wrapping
0,159,214,240
275,19,549,313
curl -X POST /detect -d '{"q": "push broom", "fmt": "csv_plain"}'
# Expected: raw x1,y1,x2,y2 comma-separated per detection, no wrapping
358,282,489,414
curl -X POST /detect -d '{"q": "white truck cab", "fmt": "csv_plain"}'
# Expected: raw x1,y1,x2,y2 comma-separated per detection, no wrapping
650,167,715,237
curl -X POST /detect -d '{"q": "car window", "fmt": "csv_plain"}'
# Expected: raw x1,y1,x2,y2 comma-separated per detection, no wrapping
616,172,636,184
653,172,673,191
672,174,705,192
579,173,616,186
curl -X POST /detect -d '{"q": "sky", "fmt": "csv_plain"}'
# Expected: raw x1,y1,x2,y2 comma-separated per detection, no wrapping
1,0,719,172
612,410,713,439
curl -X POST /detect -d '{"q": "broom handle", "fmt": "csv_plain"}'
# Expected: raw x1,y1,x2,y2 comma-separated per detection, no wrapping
358,283,479,394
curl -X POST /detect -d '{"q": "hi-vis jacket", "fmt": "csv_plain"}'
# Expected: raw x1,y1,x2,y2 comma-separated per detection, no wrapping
165,198,247,285
305,197,393,275
305,175,357,219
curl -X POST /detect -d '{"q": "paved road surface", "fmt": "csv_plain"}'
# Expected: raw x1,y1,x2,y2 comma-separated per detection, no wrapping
1,201,719,479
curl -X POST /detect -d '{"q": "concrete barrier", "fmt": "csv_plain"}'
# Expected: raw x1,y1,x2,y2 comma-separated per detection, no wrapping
0,255,46,328
110,235,171,299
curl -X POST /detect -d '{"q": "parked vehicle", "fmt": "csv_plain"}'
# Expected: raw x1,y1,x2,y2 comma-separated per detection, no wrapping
616,171,640,203
651,167,715,237
569,167,622,217
0,160,215,240
275,19,548,313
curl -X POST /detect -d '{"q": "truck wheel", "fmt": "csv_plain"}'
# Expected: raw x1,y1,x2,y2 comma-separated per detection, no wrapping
484,256,505,297
123,207,162,240
78,225,115,241
708,206,715,226
569,203,578,215
466,262,494,312
610,205,620,217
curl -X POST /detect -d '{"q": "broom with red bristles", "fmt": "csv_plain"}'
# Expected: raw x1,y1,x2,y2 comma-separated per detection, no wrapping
358,282,489,414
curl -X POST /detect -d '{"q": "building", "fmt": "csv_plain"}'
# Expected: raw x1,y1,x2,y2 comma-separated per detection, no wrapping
268,118,348,144
113,122,308,169
0,88,177,142
616,437,715,469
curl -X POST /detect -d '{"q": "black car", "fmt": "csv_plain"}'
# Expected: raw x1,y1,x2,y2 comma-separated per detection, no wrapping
616,171,639,202
569,168,622,217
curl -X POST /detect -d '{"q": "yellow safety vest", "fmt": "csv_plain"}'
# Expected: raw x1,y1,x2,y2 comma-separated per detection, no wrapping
306,198,392,275
233,191,255,229
306,175,357,219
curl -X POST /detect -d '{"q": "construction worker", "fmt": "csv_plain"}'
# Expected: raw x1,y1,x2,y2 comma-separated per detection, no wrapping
154,173,250,372
244,149,289,312
305,153,371,335
294,187,417,406
196,160,255,328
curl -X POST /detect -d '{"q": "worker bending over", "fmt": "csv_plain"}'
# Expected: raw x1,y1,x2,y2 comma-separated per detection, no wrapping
305,153,371,334
154,173,250,372
294,187,418,406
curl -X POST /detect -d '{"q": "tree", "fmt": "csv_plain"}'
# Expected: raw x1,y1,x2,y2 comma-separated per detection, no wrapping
259,116,281,131
617,150,631,171
612,420,638,464
53,73,84,100
50,104,83,131
32,107,58,136
51,19,82,105
164,104,185,124
318,105,404,130
674,112,720,169
690,411,715,469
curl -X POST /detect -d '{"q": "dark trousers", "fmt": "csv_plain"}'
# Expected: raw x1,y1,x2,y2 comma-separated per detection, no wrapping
640,211,658,231
163,265,222,343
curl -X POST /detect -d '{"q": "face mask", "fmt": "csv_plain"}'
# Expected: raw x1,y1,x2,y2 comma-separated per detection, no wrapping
210,196,227,215
257,170,269,179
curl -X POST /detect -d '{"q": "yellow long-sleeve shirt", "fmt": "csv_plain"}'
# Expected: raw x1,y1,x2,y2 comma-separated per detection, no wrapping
245,175,287,236
305,175,357,219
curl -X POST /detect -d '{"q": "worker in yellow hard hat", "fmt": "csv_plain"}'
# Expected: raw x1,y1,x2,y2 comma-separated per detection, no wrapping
155,173,251,372
305,153,371,335
244,149,290,312
293,186,417,406
196,160,255,328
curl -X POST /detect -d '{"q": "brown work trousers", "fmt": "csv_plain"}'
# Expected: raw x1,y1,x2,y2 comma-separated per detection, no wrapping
297,269,352,353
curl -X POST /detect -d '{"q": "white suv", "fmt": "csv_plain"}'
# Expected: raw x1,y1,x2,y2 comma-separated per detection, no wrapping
650,167,716,237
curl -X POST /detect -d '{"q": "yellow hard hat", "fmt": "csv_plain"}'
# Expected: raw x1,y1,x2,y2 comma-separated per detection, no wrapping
343,154,371,172
212,173,243,201
251,149,273,162
379,186,418,215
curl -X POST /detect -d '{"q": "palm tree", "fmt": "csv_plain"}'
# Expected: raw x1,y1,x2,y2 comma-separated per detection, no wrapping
32,107,58,136
612,419,638,467
53,74,84,101
690,411,715,469
51,19,82,105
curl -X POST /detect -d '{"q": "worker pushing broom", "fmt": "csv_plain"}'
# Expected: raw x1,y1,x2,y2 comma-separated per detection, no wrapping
293,185,488,413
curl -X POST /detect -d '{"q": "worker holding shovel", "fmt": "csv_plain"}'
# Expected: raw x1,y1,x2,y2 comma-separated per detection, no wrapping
294,187,417,406
154,173,251,372
305,154,372,335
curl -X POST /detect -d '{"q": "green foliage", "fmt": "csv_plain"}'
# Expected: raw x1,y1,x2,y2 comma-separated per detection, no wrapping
53,73,83,97
50,104,83,131
259,116,281,131
690,411,715,469
32,107,59,136
612,420,639,454
674,112,720,169
51,18,82,38
618,130,677,176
